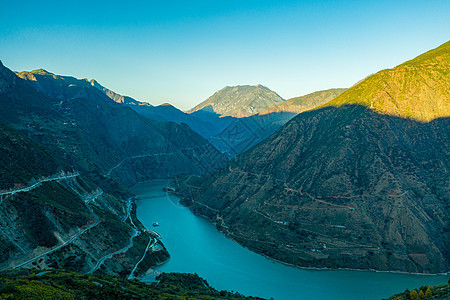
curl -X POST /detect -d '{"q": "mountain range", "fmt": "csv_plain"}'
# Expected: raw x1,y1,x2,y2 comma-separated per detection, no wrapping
89,82,344,157
0,61,226,275
14,67,226,185
211,88,347,155
1,40,448,279
178,41,450,273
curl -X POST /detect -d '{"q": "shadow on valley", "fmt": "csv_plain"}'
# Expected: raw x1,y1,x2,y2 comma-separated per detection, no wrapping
177,104,449,274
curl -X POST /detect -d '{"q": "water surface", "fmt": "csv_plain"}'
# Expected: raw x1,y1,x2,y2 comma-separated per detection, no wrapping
134,180,448,300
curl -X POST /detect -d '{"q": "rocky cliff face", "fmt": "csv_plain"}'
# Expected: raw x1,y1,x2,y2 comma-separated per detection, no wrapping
188,85,284,118
179,42,450,273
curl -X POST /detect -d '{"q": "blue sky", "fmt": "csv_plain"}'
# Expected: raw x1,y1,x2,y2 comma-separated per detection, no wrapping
1,0,449,110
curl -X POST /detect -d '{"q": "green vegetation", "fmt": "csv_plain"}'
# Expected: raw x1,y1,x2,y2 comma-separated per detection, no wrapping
26,182,91,224
0,238,16,264
0,122,62,190
0,270,263,299
14,195,58,248
12,66,226,190
182,41,450,273
320,40,450,121
8,181,91,249
46,243,89,272
92,205,131,248
0,54,225,278
133,238,169,277
384,283,449,300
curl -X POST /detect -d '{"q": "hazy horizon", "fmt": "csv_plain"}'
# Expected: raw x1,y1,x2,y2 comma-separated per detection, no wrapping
1,0,449,110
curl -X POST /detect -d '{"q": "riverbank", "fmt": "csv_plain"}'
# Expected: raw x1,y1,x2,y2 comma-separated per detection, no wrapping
176,191,449,276
126,197,170,278
217,221,449,276
174,179,448,276
134,179,448,300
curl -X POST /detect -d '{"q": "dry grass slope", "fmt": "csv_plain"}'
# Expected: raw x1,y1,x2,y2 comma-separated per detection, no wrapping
321,41,450,122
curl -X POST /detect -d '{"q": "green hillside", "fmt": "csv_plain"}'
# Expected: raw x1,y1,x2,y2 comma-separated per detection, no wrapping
178,41,450,274
322,41,450,121
1,61,226,276
0,270,263,299
384,282,449,300
0,121,62,189
12,66,226,187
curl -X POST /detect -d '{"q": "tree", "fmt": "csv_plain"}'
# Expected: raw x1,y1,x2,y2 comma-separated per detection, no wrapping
410,289,419,300
424,287,432,298
418,290,424,299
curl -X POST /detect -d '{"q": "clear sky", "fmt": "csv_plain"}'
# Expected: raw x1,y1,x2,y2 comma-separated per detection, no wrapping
1,0,449,110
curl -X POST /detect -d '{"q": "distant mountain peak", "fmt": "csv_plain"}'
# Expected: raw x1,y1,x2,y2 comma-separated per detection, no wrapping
30,68,54,76
260,88,347,115
183,41,450,274
188,84,284,118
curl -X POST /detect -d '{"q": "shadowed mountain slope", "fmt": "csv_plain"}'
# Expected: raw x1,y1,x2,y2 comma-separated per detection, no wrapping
0,119,168,275
0,121,64,189
212,88,347,156
89,79,229,139
178,41,450,273
88,78,142,105
0,61,226,274
130,103,219,138
13,66,226,186
90,81,341,155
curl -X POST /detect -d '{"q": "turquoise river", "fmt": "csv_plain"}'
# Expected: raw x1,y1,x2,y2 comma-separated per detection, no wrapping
134,180,448,300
